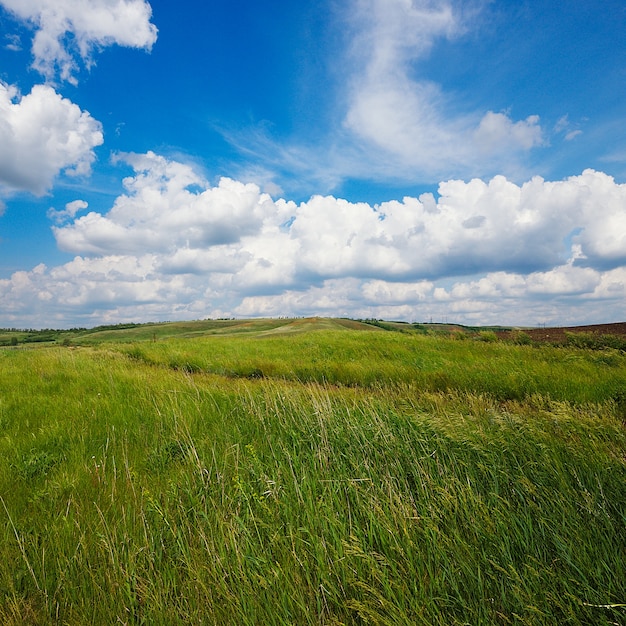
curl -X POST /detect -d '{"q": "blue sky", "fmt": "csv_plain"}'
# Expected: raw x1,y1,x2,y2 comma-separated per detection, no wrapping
0,0,625,328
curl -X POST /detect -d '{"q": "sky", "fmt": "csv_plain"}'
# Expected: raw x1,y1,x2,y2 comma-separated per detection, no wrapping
0,0,625,329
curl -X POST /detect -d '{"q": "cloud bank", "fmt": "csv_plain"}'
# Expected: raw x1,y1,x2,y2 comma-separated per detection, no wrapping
2,152,624,328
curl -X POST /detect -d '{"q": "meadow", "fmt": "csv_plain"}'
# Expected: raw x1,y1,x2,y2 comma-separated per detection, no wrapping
1,318,625,625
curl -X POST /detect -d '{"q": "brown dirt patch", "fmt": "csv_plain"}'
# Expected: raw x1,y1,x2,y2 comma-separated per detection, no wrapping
498,322,626,343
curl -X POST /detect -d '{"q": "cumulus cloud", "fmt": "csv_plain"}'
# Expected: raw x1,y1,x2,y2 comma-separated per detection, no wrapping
54,151,293,255
0,82,104,195
0,255,191,327
290,170,626,280
1,152,611,327
47,199,88,224
0,0,157,83
52,154,626,283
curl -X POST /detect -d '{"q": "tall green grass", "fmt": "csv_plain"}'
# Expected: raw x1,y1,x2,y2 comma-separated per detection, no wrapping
1,332,625,624
120,330,626,403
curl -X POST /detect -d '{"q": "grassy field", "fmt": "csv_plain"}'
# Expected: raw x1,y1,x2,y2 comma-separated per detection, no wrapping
1,318,625,624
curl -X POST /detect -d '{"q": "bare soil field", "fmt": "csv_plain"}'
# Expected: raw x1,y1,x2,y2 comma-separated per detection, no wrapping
500,322,626,343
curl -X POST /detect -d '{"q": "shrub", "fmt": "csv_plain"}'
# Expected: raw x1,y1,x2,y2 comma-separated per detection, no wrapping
476,330,498,342
566,332,626,351
510,330,532,345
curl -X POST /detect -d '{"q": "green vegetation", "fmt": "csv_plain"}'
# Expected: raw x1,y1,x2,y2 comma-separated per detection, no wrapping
1,318,625,624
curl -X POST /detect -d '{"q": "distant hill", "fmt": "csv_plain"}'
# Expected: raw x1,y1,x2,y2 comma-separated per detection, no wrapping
1,317,625,347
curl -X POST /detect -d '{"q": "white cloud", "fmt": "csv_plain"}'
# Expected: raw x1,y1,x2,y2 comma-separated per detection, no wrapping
54,151,292,255
591,268,626,300
0,0,157,83
526,264,600,296
0,82,104,195
52,155,626,283
3,33,22,51
554,115,583,142
361,279,434,305
564,130,582,141
2,152,625,328
341,0,544,180
474,112,542,153
2,257,624,330
47,199,88,224
225,0,546,193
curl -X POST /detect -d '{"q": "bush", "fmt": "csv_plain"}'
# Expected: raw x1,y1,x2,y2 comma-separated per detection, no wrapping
510,330,532,345
476,330,498,342
566,332,626,351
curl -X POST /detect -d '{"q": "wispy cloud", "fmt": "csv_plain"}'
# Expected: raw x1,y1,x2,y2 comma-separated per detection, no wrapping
3,32,21,51
343,0,543,174
221,0,545,195
554,115,583,142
